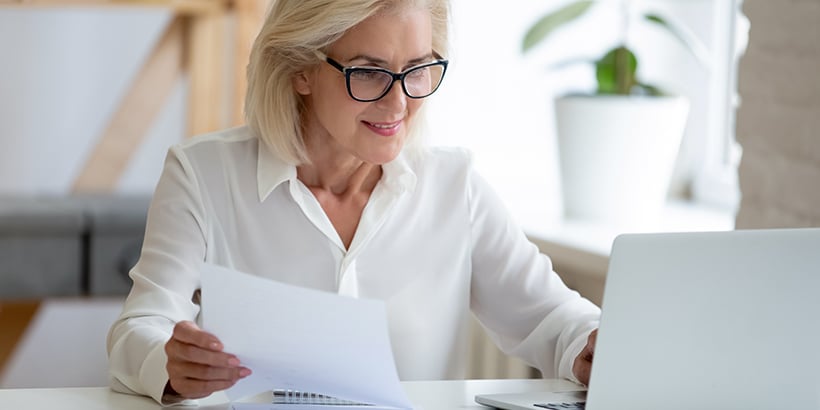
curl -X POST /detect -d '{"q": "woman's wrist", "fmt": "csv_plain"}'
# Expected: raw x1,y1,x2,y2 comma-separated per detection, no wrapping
161,380,186,404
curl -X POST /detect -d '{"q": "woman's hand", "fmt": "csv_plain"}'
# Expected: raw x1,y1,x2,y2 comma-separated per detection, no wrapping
164,321,252,399
572,329,598,386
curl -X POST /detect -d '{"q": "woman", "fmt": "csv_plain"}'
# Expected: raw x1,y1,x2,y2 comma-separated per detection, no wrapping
107,0,600,405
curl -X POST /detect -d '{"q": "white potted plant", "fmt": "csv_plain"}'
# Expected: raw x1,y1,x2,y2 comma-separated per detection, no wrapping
523,0,709,227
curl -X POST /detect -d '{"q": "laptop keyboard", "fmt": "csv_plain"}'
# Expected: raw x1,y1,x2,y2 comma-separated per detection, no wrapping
534,402,586,410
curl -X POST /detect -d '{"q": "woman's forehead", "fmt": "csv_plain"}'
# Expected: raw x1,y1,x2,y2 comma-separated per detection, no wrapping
330,8,433,61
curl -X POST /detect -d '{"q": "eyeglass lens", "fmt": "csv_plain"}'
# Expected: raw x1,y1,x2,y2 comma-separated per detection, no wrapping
348,64,445,101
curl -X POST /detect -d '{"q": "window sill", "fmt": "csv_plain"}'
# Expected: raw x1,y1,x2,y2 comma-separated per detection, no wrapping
523,200,736,280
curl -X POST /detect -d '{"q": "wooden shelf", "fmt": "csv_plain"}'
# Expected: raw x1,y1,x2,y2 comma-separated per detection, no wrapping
0,301,41,377
1,0,270,192
0,0,230,14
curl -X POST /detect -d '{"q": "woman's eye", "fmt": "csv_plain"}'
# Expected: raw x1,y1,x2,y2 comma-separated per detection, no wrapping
351,70,383,81
407,68,428,79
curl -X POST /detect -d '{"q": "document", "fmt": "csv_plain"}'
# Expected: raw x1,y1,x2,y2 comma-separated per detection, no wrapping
200,263,413,409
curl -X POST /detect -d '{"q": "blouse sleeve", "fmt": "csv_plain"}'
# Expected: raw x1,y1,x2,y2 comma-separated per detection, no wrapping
106,146,208,404
467,167,600,382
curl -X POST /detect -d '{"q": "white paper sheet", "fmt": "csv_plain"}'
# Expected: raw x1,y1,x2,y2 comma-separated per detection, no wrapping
200,263,413,409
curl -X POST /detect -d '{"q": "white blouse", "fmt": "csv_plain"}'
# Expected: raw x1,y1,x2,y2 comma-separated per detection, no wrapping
106,126,600,404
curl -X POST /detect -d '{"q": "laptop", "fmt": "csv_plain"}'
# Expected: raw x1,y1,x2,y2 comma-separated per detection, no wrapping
476,228,820,410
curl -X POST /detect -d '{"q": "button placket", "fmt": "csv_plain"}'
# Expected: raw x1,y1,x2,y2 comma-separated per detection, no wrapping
337,258,359,297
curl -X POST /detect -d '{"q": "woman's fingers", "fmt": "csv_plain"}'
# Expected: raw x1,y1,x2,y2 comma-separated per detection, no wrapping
167,367,250,400
171,321,223,351
167,360,250,383
572,329,598,386
167,321,234,366
168,338,239,367
164,320,252,399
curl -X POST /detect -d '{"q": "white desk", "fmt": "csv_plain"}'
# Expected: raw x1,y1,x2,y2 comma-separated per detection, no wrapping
0,379,583,410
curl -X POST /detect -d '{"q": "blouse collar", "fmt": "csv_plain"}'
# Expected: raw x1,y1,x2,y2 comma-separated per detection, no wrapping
256,140,418,203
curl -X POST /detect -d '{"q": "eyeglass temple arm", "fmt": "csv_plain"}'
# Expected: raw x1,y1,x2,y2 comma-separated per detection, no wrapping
313,50,345,72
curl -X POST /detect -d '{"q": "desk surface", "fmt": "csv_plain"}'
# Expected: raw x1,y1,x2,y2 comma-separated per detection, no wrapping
0,379,582,410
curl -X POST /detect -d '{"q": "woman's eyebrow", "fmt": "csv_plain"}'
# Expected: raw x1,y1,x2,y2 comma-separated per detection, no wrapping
407,53,436,65
346,52,435,67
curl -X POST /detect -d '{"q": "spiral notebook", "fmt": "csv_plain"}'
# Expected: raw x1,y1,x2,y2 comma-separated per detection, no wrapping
273,389,369,405
229,390,404,410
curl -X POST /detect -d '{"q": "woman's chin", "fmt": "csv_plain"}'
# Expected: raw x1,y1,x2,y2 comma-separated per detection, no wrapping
360,137,406,164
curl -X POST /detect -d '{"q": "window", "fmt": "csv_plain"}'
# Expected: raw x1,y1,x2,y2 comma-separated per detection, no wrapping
426,0,748,230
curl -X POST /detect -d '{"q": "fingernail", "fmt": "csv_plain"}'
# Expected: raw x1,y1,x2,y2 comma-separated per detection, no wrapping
210,342,221,350
228,357,240,366
240,368,252,377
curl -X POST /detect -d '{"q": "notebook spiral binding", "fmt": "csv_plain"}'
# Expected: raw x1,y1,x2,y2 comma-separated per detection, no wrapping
272,389,372,406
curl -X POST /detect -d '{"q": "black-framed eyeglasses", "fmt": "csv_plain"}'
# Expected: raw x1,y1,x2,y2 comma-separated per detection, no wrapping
316,50,449,102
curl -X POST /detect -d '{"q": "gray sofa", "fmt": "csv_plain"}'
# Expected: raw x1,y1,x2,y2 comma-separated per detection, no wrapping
0,195,151,299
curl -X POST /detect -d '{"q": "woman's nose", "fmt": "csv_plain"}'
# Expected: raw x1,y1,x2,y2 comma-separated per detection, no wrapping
375,80,407,112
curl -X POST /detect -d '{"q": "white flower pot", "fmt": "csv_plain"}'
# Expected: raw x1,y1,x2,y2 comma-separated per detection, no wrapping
555,95,689,227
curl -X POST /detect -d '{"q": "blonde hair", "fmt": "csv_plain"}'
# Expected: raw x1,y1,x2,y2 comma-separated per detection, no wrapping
245,0,450,165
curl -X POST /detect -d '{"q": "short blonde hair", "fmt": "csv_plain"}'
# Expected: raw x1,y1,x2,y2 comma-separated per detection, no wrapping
245,0,450,165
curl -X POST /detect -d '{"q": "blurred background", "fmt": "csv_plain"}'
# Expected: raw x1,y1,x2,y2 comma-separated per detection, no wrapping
0,0,817,390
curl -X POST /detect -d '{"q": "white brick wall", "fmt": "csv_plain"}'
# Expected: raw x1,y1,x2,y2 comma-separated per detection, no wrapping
736,0,820,228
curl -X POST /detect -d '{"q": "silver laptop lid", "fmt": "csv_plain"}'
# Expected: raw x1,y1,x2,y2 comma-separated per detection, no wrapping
587,228,820,410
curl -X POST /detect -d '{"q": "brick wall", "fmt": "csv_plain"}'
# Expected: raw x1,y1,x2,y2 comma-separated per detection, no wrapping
735,0,820,228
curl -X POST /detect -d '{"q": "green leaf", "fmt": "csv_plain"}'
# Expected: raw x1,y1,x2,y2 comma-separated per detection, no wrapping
595,46,638,95
522,1,595,52
634,82,666,97
644,13,710,68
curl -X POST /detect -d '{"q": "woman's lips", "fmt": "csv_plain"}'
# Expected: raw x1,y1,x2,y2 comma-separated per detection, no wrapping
363,120,402,137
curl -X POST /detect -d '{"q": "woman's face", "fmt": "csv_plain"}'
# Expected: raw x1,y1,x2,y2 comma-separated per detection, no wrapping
295,8,433,166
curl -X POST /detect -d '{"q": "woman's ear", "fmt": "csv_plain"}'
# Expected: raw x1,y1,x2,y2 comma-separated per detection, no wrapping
293,71,312,96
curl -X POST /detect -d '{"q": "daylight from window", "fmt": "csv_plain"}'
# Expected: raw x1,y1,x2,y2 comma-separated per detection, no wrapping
426,0,745,232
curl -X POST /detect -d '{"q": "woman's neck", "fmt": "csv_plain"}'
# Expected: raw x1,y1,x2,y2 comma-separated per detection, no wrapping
297,157,381,197
297,122,384,196
296,145,383,250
